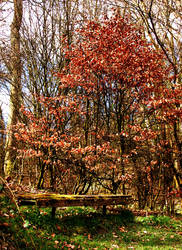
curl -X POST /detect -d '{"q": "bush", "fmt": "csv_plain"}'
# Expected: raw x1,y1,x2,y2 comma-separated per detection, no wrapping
139,215,171,226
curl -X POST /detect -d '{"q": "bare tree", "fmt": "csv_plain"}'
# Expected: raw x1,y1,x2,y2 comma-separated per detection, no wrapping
4,0,23,176
0,105,5,175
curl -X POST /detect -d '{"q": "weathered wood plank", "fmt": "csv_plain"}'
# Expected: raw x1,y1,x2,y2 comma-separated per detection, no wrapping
17,193,132,200
36,196,131,207
17,193,132,207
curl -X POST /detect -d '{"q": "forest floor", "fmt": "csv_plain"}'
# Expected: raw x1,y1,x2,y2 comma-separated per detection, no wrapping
0,195,182,249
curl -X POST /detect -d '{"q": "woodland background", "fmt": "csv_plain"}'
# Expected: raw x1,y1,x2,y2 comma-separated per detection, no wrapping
0,0,182,214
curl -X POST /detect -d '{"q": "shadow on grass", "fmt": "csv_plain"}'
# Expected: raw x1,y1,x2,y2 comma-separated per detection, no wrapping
1,197,182,250
23,207,182,249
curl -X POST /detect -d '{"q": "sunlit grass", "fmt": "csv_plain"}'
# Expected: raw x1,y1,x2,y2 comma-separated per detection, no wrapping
1,196,182,249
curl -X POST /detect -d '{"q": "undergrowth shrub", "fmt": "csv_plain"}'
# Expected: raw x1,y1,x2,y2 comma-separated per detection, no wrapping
139,215,172,226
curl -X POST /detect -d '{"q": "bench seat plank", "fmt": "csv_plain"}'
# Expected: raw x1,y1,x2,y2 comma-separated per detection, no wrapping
17,193,132,207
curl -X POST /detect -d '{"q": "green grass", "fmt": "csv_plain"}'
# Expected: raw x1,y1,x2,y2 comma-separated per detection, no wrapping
0,196,182,249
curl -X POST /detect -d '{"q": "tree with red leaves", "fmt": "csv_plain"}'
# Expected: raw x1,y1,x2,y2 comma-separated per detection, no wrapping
14,13,172,198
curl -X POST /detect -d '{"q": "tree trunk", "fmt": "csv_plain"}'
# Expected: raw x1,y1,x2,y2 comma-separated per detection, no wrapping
0,106,5,175
4,0,23,177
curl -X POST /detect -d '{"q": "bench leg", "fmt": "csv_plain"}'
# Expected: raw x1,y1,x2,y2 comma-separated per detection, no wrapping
52,207,56,218
103,205,107,215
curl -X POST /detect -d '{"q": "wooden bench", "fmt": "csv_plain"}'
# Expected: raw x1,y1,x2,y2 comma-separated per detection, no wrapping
17,193,132,217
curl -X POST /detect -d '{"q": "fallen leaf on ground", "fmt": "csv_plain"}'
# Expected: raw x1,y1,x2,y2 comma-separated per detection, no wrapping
56,225,61,231
119,226,127,232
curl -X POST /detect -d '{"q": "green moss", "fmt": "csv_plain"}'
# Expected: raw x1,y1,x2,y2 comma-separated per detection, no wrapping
4,159,14,176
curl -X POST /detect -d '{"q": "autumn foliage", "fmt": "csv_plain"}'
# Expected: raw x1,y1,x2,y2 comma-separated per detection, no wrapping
13,13,181,210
